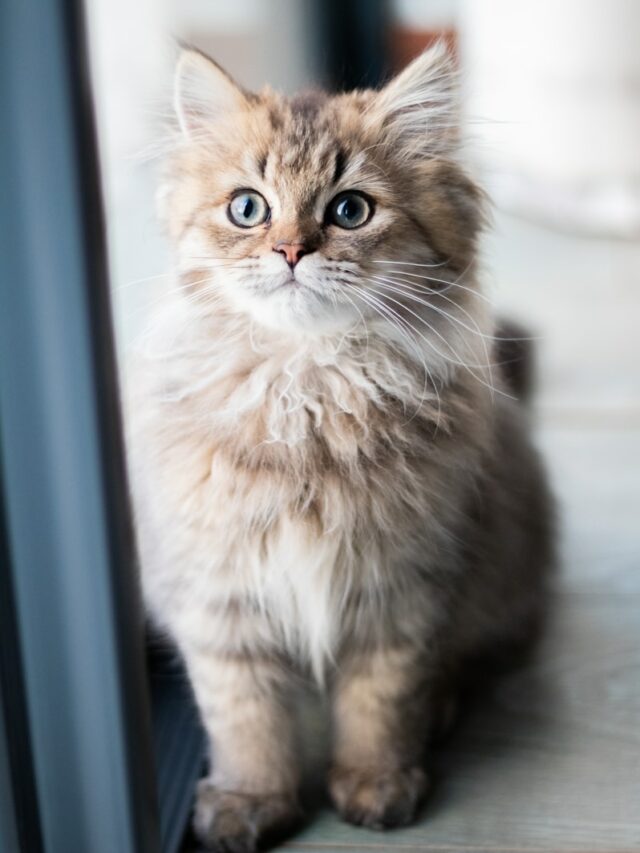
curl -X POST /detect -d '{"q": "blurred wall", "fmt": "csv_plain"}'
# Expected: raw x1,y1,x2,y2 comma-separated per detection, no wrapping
167,0,317,93
460,0,640,237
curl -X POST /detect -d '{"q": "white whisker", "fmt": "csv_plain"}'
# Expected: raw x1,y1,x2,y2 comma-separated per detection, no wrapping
362,279,513,400
373,259,449,269
347,284,441,427
368,274,495,398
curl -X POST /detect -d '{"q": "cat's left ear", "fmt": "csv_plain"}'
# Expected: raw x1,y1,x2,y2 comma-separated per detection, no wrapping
174,48,250,136
367,42,458,157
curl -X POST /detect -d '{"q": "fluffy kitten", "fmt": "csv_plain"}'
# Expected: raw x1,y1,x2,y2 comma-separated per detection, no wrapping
126,44,554,852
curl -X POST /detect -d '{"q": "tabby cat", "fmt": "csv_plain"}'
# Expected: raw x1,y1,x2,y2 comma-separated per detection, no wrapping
126,44,554,852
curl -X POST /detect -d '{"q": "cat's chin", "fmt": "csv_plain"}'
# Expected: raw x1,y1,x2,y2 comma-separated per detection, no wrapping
237,288,362,337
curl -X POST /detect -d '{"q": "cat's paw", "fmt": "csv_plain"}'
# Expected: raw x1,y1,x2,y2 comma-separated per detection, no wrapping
329,765,428,830
193,782,299,852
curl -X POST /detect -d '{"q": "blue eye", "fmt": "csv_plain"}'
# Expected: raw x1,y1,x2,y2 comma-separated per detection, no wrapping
328,191,372,229
228,191,270,228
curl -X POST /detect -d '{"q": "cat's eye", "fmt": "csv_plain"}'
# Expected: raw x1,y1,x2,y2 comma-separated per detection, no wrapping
228,191,270,228
327,191,373,229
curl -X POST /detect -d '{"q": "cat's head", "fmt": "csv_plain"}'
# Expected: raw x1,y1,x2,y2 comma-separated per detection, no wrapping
162,44,484,336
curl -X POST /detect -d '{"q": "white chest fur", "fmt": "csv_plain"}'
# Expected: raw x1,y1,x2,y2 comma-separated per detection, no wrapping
128,312,447,680
254,516,346,681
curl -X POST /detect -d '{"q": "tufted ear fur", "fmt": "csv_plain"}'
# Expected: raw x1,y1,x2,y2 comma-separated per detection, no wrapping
367,42,458,158
174,48,250,136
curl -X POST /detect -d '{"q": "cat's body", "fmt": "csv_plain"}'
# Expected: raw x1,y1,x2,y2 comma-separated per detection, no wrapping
126,45,554,851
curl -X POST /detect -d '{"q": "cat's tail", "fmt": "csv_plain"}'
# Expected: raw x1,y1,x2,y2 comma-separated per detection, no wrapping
495,318,535,403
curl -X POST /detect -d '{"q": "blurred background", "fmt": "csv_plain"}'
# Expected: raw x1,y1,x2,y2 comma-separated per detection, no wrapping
88,0,640,418
83,1,640,849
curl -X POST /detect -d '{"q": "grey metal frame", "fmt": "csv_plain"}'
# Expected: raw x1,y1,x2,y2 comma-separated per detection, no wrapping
0,0,160,850
0,692,20,853
0,480,43,853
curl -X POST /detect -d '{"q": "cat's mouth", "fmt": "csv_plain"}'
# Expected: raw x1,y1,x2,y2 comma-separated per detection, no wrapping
272,272,311,292
254,267,330,302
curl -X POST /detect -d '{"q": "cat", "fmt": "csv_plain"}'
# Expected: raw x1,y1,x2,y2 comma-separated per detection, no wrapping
125,43,555,852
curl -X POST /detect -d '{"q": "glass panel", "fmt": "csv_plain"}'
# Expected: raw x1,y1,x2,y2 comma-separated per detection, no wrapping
0,0,158,850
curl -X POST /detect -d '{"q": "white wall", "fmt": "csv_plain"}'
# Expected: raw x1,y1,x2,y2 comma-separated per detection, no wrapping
459,0,640,237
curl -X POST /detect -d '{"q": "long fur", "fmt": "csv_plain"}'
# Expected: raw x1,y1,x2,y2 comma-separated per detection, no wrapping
125,44,555,850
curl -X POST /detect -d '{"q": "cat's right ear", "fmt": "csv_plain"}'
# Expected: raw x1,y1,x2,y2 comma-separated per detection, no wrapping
174,49,249,136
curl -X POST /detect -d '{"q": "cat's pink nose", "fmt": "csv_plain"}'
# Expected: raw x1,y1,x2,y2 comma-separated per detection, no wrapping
274,241,308,270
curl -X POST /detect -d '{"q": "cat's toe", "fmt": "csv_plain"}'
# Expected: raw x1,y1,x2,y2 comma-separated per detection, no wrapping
329,765,428,830
193,782,299,852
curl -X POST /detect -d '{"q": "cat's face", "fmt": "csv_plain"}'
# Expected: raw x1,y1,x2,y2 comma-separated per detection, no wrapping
164,46,482,335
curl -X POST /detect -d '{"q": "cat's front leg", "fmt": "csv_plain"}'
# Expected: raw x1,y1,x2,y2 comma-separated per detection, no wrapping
181,643,301,852
329,643,432,830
